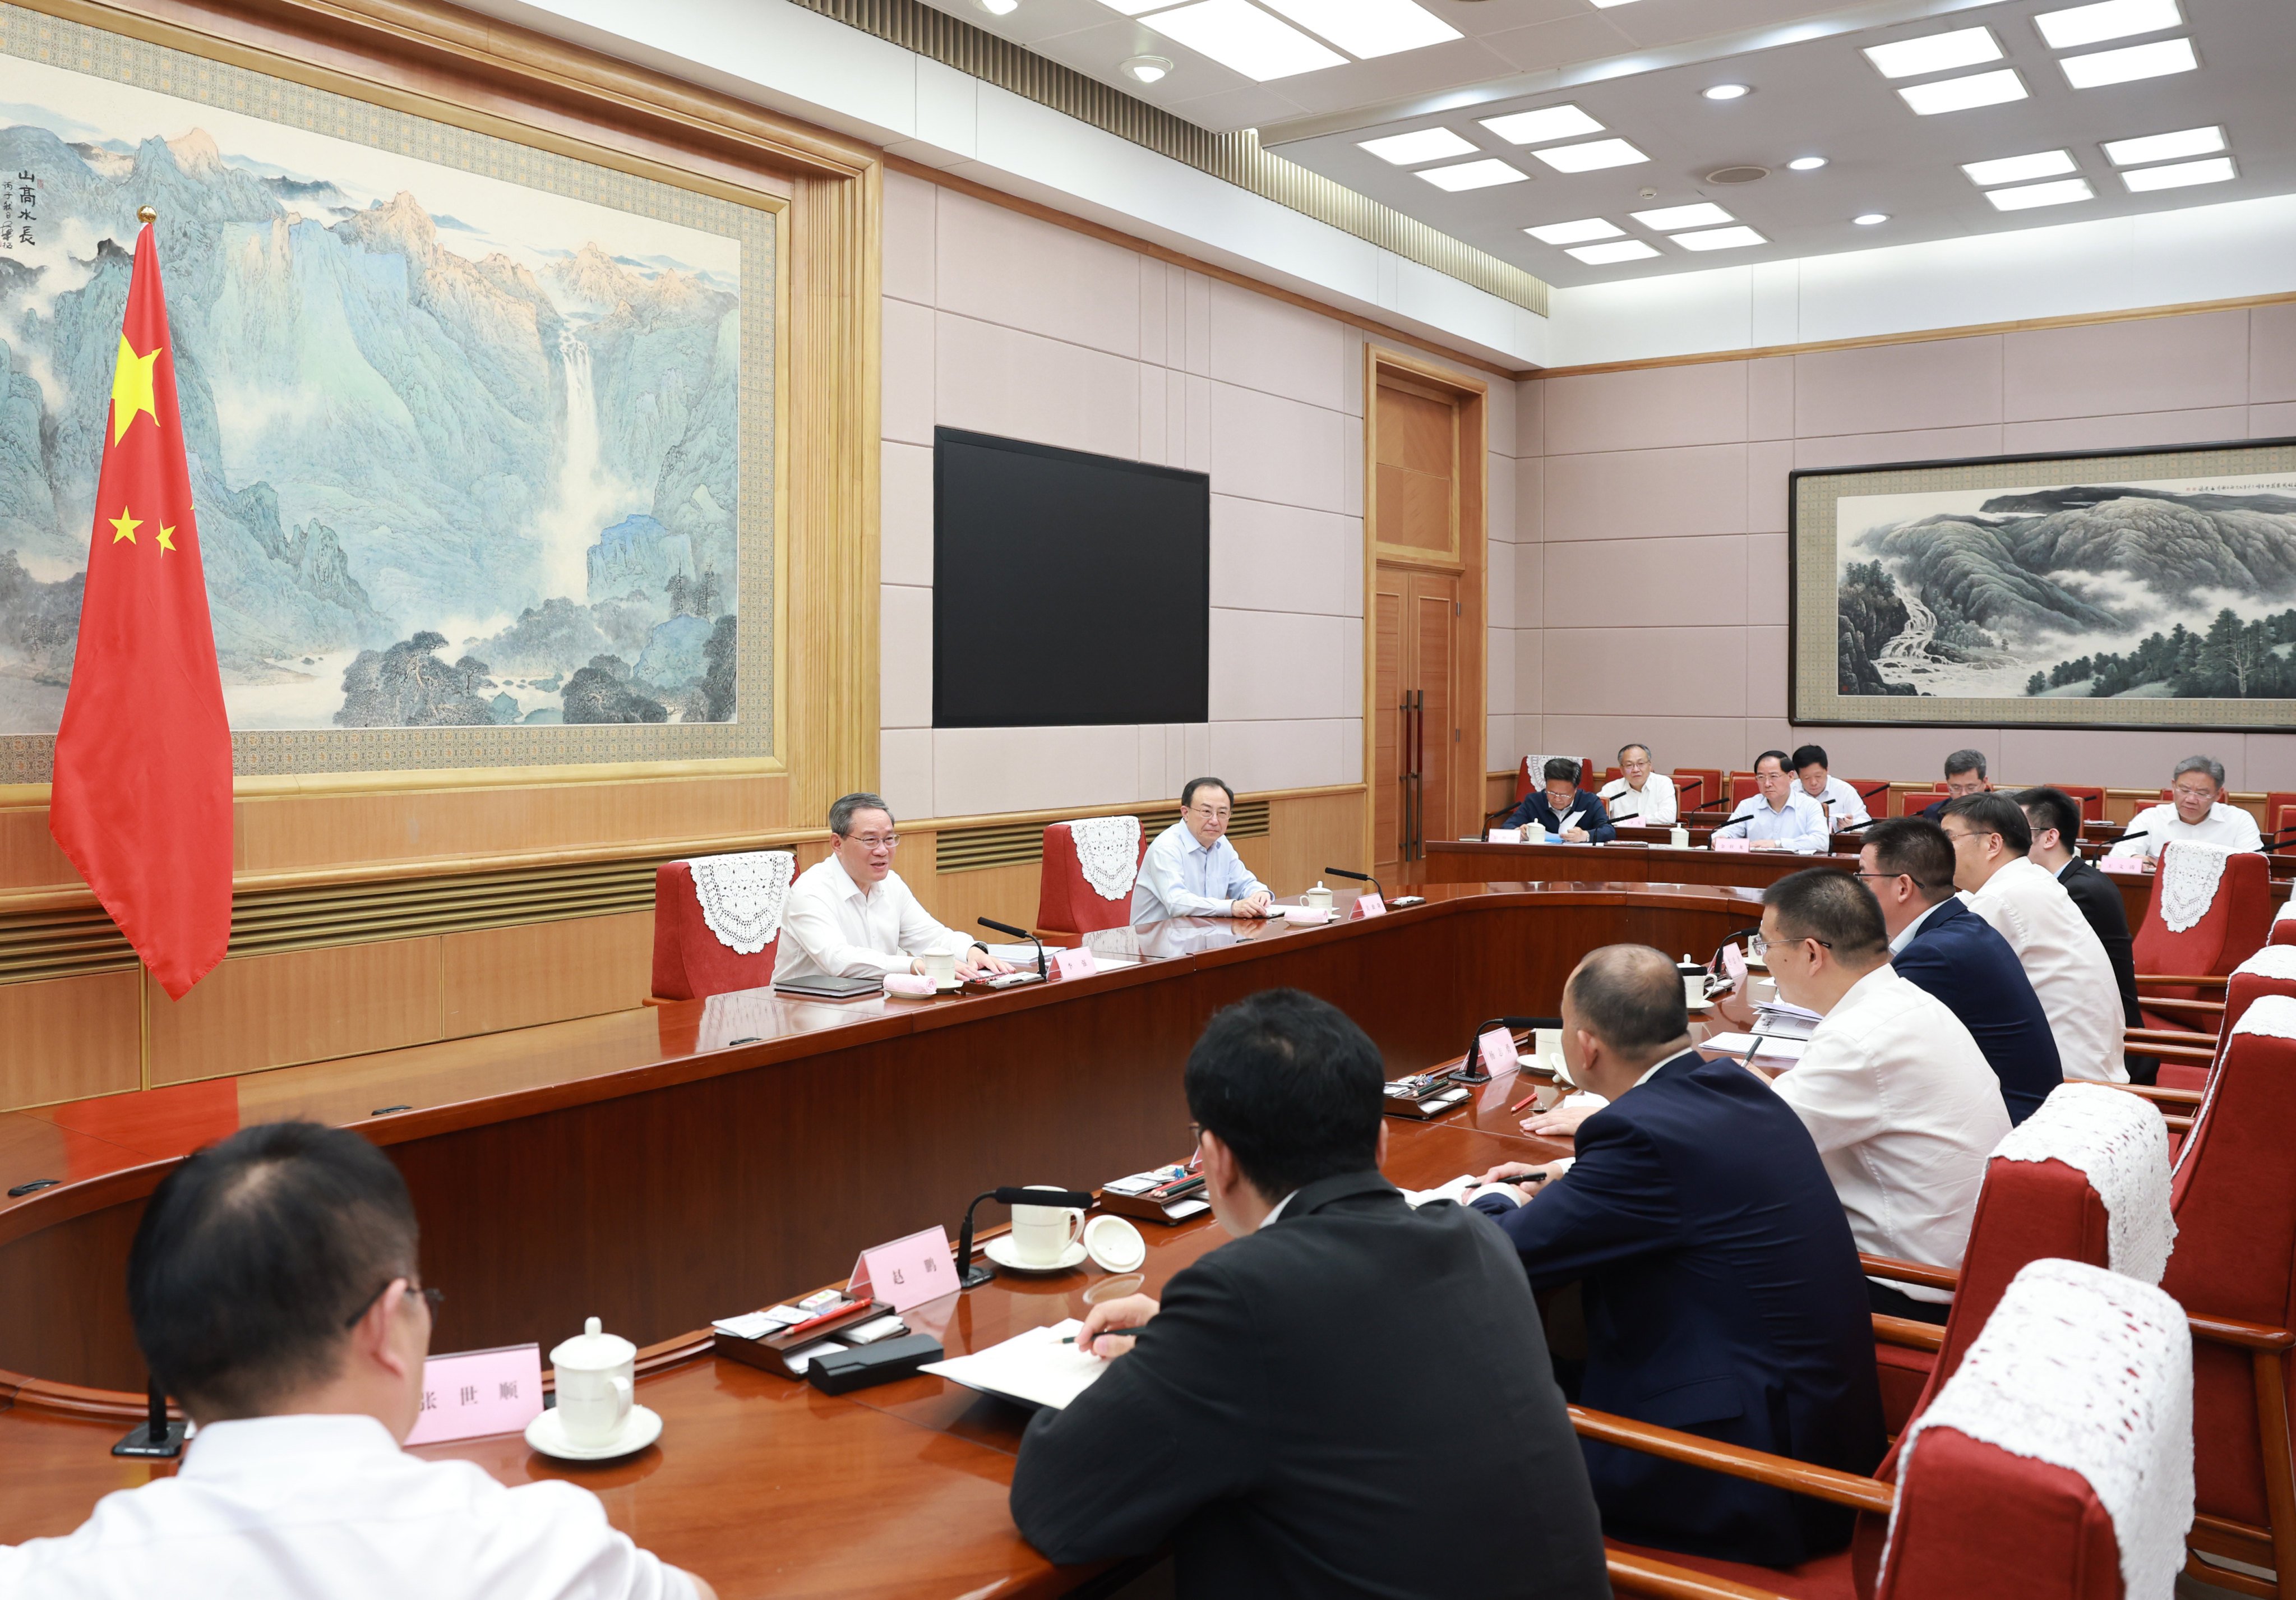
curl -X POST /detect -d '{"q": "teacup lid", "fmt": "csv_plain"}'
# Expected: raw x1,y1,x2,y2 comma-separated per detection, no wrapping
1312,880,1324,889
1084,1214,1146,1273
550,1315,636,1372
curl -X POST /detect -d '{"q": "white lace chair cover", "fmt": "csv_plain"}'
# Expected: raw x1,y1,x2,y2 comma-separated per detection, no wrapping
680,850,796,955
1993,1083,2175,1285
1068,815,1143,901
1887,1258,2193,1600
2159,840,2235,934
2175,993,2296,1181
2275,894,2296,926
2234,945,2296,981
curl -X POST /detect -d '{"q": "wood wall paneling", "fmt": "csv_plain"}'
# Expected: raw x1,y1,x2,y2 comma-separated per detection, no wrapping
147,938,445,1086
0,972,142,1109
440,911,656,1039
1263,789,1370,896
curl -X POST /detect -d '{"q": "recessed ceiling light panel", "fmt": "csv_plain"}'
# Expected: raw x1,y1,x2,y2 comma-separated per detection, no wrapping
1140,0,1345,80
1258,0,1460,60
1671,225,1767,251
1530,138,1650,173
1864,27,2002,79
2122,155,2235,191
1587,0,1639,7
1985,177,2096,210
1898,68,2028,114
1787,156,1828,171
1567,239,1660,264
1632,201,1734,229
2059,36,2197,87
2102,125,2224,165
1359,127,1480,165
1097,0,1169,16
1480,105,1604,145
1415,158,1530,192
2034,0,2180,50
1702,84,1751,100
975,0,1020,15
1961,149,2077,186
1526,217,1624,245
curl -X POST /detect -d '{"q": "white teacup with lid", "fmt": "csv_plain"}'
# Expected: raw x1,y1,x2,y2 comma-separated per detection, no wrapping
551,1316,635,1448
1304,881,1333,911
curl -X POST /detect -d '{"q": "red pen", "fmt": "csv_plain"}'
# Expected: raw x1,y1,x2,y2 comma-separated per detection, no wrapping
1508,1090,1539,1113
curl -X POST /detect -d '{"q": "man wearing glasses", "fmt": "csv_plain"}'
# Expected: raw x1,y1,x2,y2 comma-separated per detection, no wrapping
775,792,1013,985
1755,870,2006,1326
1712,751,1827,854
1130,777,1273,922
2105,755,2262,863
0,1121,710,1600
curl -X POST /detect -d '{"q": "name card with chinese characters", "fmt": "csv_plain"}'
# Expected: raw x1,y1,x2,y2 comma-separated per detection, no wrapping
1487,827,1519,843
1476,1027,1520,1076
1054,948,1097,981
1352,893,1387,919
1712,836,1752,854
850,1225,960,1313
403,1343,544,1445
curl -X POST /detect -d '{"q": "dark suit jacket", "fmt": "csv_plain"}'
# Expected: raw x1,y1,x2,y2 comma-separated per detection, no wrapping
2055,856,2141,1027
1502,787,1617,843
1011,1171,1609,1600
1890,896,2064,1124
1472,1051,1884,1567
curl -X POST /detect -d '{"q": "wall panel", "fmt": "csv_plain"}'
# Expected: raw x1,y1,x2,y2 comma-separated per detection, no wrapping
147,939,445,1087
441,913,657,1039
0,973,142,1109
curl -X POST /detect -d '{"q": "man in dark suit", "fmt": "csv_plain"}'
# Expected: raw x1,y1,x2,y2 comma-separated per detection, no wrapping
1009,989,1609,1600
1501,755,1616,842
1464,946,1884,1568
1858,817,2064,1122
2020,786,2151,1085
1915,748,1994,819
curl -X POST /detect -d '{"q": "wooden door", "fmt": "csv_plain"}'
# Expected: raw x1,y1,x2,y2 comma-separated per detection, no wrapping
1372,566,1459,877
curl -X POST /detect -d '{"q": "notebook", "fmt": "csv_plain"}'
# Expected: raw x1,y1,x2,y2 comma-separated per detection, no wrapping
920,1320,1110,1410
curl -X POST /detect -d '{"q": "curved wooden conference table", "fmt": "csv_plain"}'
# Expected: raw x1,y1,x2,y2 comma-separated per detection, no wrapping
0,879,1767,1596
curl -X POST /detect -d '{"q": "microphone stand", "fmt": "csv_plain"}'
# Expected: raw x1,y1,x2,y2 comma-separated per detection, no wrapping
1455,1016,1558,1084
112,1376,187,1458
956,1185,1097,1289
977,916,1046,979
1324,866,1385,902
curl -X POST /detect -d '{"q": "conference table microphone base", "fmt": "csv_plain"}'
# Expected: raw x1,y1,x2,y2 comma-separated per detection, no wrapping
111,1381,185,1459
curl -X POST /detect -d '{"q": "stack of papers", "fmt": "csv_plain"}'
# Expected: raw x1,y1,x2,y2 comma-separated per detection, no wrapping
920,1320,1110,1410
1704,1033,1809,1064
1752,1000,1823,1041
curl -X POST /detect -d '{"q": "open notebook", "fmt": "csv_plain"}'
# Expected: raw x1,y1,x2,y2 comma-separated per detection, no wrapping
920,1319,1109,1410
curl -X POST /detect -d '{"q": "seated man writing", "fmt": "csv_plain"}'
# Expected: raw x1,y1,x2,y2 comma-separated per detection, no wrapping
775,791,1013,984
1465,946,1884,1567
1010,989,1609,1599
0,1121,709,1600
1131,777,1273,922
1500,756,1616,843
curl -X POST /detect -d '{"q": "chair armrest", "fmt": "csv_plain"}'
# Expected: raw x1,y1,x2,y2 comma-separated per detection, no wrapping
1568,1406,1896,1515
2103,1082,2207,1108
1606,1548,1796,1600
2121,1034,2218,1063
2135,975,2231,989
1873,1313,1944,1352
1859,1252,1959,1292
2137,997,2227,1016
2186,1315,2296,1352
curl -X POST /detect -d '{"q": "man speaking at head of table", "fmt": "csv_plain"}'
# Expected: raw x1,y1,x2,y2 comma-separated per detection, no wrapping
775,792,1013,985
1008,989,1610,1599
1500,755,1616,842
1712,750,1828,853
1461,945,1884,1568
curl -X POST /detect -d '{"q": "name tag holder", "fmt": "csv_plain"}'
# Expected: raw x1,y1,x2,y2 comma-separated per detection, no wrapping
712,1298,888,1380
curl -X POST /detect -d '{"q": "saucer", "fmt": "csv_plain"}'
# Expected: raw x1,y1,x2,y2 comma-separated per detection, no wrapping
1687,998,1714,1013
984,1235,1088,1274
526,1402,662,1462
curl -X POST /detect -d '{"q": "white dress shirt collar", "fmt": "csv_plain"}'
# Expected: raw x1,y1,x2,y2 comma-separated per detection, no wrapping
1258,1188,1303,1228
1888,897,1949,955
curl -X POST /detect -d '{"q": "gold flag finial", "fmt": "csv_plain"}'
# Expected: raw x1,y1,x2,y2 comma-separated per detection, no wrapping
137,205,156,223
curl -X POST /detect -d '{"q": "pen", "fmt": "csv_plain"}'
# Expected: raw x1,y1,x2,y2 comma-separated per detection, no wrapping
1508,1090,1539,1113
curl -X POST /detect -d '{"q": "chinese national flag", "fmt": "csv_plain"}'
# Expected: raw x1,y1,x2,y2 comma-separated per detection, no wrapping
49,219,232,999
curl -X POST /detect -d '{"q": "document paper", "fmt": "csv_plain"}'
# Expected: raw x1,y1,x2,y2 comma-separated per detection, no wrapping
920,1319,1110,1410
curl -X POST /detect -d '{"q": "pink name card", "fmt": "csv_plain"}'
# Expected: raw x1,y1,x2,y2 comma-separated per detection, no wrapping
1352,893,1387,919
403,1343,544,1445
1054,948,1097,981
1487,827,1519,843
1713,836,1752,854
1722,942,1748,984
1476,1027,1519,1075
849,1225,959,1313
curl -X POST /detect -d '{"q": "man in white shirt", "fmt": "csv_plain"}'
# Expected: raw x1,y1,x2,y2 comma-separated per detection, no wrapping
2105,755,2263,863
1713,751,1830,854
1598,743,1678,826
0,1121,710,1600
774,792,1012,985
1757,870,2010,1325
1130,777,1272,922
1790,744,1873,831
1941,793,2128,1085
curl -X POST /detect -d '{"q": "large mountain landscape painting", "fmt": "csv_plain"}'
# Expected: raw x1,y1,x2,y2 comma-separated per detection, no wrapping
0,49,745,740
1826,459,2296,725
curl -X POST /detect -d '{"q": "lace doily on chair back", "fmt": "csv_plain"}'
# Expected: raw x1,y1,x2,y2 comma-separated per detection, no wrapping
681,850,797,954
2275,893,2296,926
1993,1084,2176,1284
1068,816,1143,901
2235,946,2296,981
2233,992,2296,1045
1888,1258,2193,1600
2160,840,2235,934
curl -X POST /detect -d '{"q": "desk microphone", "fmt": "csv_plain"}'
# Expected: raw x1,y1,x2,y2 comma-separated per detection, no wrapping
1835,817,1881,832
1324,866,1386,903
956,1186,1097,1289
2106,829,2150,846
1458,1015,1558,1083
977,916,1046,979
1711,924,1762,972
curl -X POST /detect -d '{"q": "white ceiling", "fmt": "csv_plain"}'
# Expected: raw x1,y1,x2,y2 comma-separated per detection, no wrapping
926,0,2295,288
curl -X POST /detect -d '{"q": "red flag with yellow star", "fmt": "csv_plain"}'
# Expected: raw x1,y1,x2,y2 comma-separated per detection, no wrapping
49,217,231,1000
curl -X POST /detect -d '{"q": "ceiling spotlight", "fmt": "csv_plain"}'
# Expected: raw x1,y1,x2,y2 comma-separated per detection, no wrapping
1787,156,1828,171
1120,54,1174,81
974,0,1020,13
1853,212,1890,225
1702,84,1752,100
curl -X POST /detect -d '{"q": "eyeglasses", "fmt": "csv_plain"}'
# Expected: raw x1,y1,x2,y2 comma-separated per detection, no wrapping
1748,932,1830,959
845,833,898,850
343,1278,444,1329
1186,805,1231,822
2172,787,2217,803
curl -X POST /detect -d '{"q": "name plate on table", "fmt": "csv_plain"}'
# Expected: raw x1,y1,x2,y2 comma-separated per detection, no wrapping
1713,836,1752,853
1487,827,1520,843
1352,893,1387,919
849,1225,959,1313
1054,948,1097,981
403,1343,543,1445
1476,1027,1520,1075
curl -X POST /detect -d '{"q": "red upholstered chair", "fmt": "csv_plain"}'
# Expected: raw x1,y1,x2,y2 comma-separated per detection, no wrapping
649,851,794,1002
1673,768,1724,814
2127,842,2272,1089
2267,792,2296,837
2053,785,2108,823
1516,754,1593,801
1036,816,1148,937
2223,946,2296,1038
1729,770,1759,804
1898,786,1948,817
2275,898,2296,950
2159,998,2296,1594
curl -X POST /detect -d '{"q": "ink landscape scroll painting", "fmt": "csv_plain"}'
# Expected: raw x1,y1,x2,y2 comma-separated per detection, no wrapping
1793,442,2296,730
0,8,775,781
